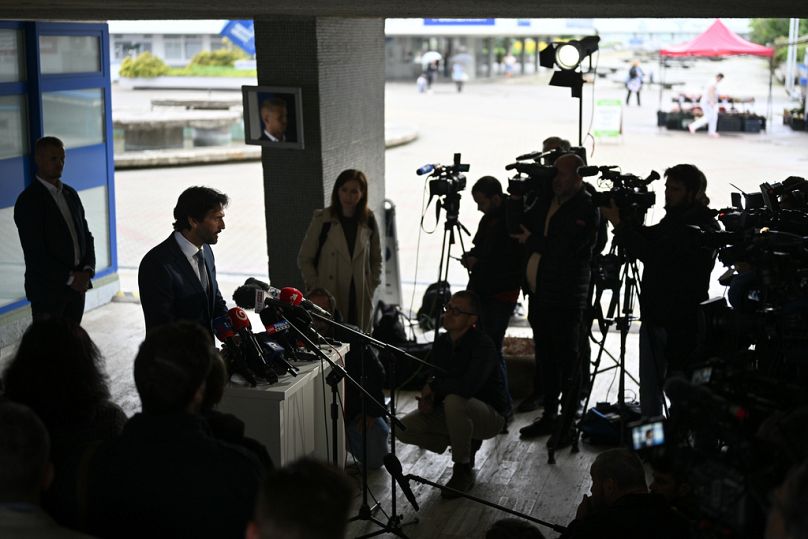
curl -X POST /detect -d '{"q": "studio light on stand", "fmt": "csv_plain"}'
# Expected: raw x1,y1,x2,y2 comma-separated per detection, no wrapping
539,35,600,145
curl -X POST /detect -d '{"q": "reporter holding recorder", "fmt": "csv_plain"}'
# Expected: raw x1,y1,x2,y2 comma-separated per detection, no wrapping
297,169,382,332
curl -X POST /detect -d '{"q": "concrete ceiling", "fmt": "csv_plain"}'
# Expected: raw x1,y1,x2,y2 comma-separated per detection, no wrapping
2,0,806,20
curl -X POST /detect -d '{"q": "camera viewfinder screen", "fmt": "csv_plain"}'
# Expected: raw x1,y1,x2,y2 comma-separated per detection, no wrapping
632,421,665,450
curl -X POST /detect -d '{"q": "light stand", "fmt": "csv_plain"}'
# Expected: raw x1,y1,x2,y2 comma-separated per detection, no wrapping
306,311,445,538
540,36,600,147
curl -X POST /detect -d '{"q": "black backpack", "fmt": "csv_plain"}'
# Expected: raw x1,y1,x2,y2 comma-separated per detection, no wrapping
417,281,451,330
372,301,408,345
629,66,638,79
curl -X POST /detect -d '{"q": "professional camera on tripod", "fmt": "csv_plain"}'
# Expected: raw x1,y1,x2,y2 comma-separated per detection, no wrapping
581,165,659,223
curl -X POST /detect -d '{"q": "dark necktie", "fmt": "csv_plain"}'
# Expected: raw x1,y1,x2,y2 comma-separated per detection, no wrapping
194,250,210,296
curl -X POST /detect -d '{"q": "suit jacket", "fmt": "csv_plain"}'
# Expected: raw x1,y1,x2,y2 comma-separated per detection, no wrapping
14,179,95,303
138,234,228,334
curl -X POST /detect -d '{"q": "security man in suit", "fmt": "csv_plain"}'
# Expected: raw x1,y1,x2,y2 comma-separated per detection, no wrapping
14,136,95,324
138,186,229,335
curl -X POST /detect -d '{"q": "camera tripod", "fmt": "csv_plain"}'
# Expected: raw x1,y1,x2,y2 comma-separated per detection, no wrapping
428,191,471,332
551,242,643,460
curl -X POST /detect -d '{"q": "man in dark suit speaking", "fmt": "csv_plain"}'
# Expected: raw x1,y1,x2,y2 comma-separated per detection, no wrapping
14,136,95,324
138,186,229,335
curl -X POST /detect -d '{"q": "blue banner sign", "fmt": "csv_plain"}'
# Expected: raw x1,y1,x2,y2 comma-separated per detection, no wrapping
221,20,255,55
423,19,495,26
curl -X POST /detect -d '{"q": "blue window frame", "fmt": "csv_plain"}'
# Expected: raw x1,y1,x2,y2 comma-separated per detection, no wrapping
0,21,116,315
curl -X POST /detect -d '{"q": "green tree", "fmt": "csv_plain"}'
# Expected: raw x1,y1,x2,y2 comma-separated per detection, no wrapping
749,18,808,66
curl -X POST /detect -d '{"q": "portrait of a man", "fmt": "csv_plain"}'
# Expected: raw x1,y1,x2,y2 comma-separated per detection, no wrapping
259,96,288,142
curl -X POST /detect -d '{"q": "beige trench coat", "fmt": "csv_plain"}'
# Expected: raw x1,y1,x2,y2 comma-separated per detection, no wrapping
297,207,382,332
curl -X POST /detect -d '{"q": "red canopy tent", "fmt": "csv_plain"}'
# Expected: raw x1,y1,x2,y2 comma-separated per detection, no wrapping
660,19,773,58
657,19,774,125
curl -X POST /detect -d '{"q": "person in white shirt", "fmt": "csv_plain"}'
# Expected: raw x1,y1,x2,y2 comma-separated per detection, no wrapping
689,73,724,138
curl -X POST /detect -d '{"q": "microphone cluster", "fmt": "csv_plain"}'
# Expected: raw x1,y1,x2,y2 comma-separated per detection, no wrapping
217,278,339,386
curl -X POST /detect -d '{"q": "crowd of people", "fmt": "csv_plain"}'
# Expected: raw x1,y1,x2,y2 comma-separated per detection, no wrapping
4,134,807,538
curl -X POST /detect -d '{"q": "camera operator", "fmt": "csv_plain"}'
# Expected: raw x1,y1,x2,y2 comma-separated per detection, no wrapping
461,176,523,424
512,154,599,442
600,164,719,418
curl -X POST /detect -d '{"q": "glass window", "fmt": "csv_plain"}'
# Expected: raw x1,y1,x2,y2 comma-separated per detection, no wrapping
43,88,105,148
184,36,203,60
0,29,25,83
114,39,153,61
39,35,100,74
0,94,27,160
164,37,182,60
210,38,226,52
0,204,25,308
79,185,110,271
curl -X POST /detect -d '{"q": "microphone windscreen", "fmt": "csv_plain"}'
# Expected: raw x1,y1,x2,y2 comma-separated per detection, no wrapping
233,285,259,309
259,306,283,327
244,277,270,291
280,287,304,306
212,316,235,340
227,307,252,331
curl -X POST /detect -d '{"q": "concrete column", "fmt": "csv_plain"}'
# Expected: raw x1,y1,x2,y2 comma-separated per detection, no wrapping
519,38,526,75
486,37,494,77
254,17,386,290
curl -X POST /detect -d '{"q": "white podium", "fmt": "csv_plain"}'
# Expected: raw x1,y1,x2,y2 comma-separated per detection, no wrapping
218,344,348,468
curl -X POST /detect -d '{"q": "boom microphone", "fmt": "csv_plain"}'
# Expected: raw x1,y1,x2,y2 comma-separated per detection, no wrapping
382,454,419,511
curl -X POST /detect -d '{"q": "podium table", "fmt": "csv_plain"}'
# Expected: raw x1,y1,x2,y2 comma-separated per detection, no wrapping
219,344,348,467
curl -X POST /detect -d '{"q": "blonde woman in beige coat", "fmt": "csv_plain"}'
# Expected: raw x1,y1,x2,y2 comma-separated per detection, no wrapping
297,169,383,332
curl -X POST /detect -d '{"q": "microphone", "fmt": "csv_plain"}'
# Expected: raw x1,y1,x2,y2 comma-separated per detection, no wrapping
245,277,270,291
515,150,542,161
279,287,333,319
382,454,419,511
227,307,276,381
265,319,291,336
577,165,618,177
416,164,436,176
213,315,258,386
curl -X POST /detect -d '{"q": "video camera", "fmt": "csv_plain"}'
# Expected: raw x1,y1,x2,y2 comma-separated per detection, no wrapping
504,145,587,196
416,152,469,200
582,165,659,222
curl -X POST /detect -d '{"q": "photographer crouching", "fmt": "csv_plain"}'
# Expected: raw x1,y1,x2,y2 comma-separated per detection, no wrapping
600,164,719,418
512,154,599,445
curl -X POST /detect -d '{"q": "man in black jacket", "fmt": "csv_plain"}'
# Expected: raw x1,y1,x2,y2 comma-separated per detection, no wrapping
515,154,598,442
14,136,95,323
601,164,718,417
88,322,263,539
396,291,508,497
462,176,523,422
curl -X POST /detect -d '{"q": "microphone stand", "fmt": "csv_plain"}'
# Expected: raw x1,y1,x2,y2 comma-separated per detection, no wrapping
309,311,445,539
385,455,568,535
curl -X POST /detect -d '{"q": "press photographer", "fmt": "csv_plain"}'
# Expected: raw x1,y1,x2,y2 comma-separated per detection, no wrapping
600,164,719,418
511,153,599,444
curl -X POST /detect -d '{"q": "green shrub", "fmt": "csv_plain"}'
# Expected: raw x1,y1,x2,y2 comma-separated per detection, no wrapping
190,48,248,68
118,52,169,78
